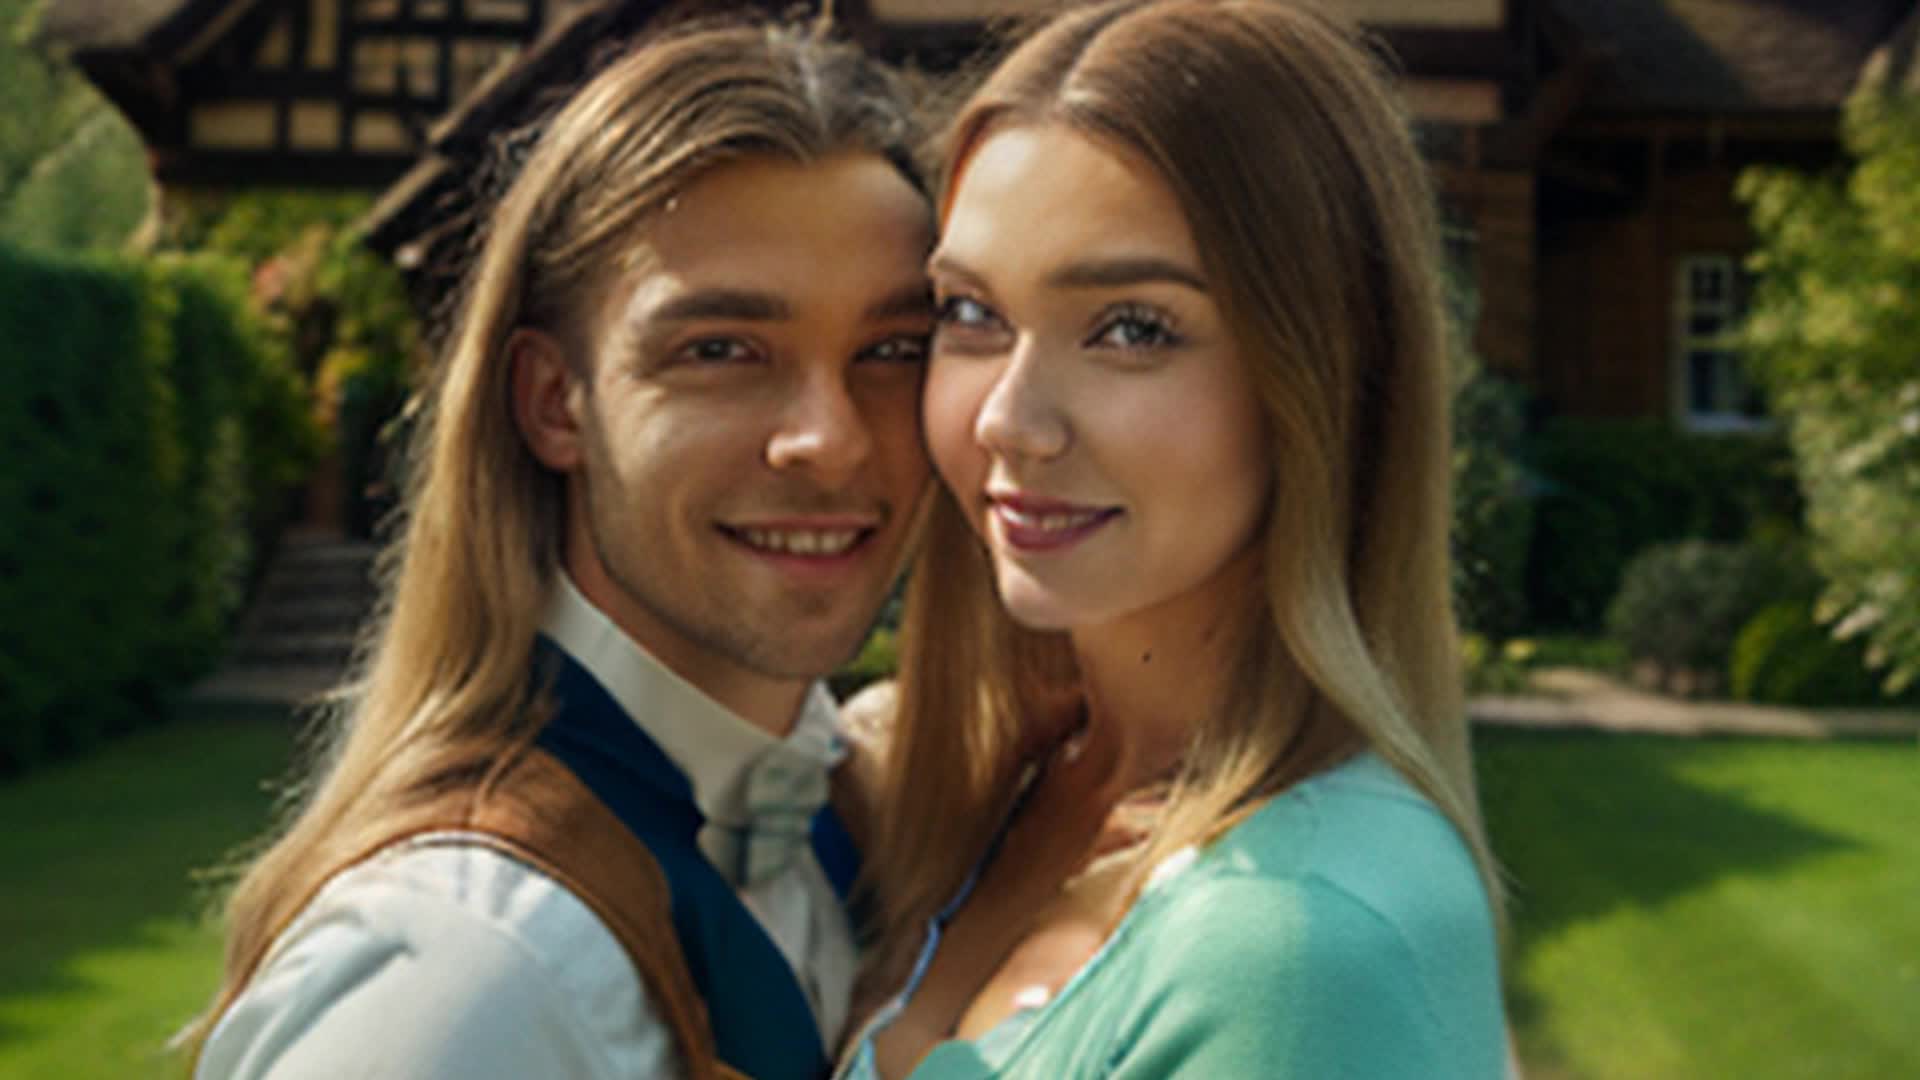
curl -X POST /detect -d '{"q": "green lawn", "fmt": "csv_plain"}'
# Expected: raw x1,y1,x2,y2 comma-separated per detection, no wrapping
2,715,1914,1078
0,705,297,1080
1481,730,1920,1079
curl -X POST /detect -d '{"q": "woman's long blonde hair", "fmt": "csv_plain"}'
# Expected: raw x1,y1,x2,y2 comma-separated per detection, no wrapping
868,0,1502,961
186,16,925,1058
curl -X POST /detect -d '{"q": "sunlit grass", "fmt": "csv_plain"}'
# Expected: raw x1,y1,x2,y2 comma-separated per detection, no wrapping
4,712,1916,1078
0,707,295,1079
1481,731,1920,1079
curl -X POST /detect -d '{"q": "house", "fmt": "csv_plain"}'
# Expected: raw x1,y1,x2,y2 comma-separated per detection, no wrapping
37,0,1918,429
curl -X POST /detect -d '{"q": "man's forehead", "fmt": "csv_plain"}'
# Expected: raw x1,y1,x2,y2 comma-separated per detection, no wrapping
640,153,931,265
604,153,933,323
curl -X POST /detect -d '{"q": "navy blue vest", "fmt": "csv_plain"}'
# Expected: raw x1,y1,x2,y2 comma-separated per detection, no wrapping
531,638,860,1080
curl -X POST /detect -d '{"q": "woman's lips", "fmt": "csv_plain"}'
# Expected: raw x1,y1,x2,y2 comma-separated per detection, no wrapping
986,492,1122,552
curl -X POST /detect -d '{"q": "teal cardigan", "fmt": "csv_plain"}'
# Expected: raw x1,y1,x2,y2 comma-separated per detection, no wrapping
843,754,1506,1079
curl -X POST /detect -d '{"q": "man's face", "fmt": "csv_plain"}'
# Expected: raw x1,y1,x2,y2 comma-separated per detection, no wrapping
556,152,933,703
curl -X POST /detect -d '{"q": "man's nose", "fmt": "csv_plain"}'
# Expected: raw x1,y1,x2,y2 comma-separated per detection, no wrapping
765,371,874,484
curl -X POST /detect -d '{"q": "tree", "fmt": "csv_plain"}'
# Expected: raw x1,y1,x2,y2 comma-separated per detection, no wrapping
0,0,150,251
1740,77,1920,693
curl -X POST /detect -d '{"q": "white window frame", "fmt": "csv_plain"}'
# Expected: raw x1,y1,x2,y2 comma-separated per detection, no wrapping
1671,254,1771,433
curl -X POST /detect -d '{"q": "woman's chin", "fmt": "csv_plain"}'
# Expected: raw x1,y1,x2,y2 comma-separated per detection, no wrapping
996,584,1093,634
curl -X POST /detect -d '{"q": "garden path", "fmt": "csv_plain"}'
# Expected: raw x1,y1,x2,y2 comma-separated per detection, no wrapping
1471,667,1920,739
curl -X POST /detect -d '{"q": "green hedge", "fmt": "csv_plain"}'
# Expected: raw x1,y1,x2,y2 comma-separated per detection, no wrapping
0,243,314,772
1523,419,1801,629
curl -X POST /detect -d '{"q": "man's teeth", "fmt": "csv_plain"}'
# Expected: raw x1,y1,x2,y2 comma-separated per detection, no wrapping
998,505,1107,531
739,527,861,555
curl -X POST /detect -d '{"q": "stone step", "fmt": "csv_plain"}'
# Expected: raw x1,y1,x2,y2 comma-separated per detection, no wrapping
191,666,346,707
231,632,360,668
196,529,380,707
254,606,374,636
257,559,377,591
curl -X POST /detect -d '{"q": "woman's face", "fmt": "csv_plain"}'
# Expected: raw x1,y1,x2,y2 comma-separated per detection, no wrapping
926,124,1272,634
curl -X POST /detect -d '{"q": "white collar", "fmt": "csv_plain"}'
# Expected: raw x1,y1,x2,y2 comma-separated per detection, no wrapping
539,571,843,831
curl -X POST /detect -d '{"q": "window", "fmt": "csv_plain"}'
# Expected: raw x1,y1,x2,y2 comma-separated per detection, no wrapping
1672,254,1768,432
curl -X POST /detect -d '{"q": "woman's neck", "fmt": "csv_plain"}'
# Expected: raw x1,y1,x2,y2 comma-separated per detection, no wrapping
1066,551,1260,797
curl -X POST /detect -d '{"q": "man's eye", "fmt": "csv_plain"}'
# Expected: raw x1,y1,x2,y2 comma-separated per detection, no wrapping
1087,306,1181,350
936,295,999,329
677,338,759,365
858,335,931,364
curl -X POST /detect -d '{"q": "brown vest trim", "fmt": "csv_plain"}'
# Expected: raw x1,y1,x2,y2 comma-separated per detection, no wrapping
317,748,748,1080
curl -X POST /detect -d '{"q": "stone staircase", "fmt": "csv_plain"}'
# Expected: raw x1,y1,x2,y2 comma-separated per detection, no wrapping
190,528,381,706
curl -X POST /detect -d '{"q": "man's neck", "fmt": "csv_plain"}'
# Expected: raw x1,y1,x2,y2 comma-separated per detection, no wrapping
558,563,810,738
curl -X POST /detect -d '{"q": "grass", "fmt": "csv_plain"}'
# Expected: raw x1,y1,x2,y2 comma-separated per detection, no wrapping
0,704,298,1080
1480,729,1920,1079
2,710,1915,1078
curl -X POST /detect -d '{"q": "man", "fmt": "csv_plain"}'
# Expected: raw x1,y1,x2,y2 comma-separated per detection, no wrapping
189,18,932,1079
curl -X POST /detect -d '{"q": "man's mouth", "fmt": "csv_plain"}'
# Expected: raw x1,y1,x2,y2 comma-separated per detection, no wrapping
716,514,882,560
727,525,866,556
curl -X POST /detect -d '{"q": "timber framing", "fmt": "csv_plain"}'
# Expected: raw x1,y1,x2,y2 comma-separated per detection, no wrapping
42,0,551,187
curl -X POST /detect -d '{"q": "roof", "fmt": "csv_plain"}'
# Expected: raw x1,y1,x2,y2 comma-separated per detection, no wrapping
1554,0,1913,112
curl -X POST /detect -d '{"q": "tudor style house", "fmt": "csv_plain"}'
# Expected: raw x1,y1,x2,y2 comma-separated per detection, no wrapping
38,0,1920,429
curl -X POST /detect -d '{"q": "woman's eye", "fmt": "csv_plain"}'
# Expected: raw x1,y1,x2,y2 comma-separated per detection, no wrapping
1089,308,1180,349
677,337,759,365
858,334,931,365
936,295,999,329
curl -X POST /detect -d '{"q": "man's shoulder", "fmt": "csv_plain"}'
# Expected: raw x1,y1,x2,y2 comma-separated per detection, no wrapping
198,840,671,1079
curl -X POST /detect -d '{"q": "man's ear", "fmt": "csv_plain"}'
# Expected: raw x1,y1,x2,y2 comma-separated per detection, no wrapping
510,327,585,471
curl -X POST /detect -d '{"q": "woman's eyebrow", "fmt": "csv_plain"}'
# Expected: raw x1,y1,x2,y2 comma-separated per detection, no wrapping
1044,256,1208,293
927,251,1208,295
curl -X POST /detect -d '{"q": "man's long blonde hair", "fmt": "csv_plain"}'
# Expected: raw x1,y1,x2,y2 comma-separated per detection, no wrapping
186,16,925,1057
866,0,1502,962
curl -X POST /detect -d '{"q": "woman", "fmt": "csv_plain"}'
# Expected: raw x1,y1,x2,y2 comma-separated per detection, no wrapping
842,1,1508,1075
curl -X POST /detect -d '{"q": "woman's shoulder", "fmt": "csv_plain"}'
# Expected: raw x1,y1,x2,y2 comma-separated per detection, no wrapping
1088,758,1505,1076
1111,755,1501,1047
1210,752,1488,916
197,838,669,1079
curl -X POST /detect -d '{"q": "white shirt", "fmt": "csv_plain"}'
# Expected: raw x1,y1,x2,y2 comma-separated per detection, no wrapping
197,574,859,1079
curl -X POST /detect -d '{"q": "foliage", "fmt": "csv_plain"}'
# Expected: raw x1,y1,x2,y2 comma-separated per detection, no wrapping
1446,257,1534,640
1740,83,1920,693
1523,419,1800,628
1605,539,1816,685
161,192,420,536
0,242,316,772
0,0,150,251
1461,633,1533,694
1453,361,1533,639
1729,600,1897,707
829,627,899,701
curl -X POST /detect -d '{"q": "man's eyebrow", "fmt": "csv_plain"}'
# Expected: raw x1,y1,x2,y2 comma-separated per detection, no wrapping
865,281,936,321
650,288,791,323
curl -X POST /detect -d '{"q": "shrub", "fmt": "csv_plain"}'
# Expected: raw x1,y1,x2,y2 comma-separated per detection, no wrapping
0,242,315,772
179,195,419,536
1606,539,1814,689
1462,633,1532,694
1729,601,1889,707
1453,365,1533,639
1525,419,1800,628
